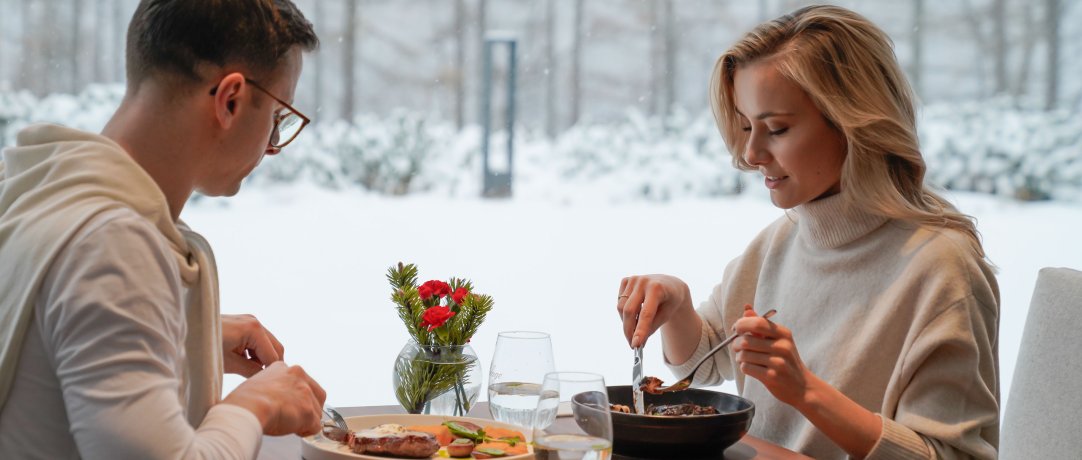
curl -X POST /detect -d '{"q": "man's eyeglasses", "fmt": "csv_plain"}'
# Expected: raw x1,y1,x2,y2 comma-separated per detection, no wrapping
210,77,310,149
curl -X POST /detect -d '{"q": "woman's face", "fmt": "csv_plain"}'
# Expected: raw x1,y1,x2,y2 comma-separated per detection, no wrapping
732,60,846,209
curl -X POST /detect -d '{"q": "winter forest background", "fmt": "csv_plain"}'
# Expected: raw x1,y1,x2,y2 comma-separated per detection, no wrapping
1,0,1081,411
1,0,1081,200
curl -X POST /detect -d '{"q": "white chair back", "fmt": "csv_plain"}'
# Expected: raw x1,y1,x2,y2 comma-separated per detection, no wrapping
1000,267,1082,459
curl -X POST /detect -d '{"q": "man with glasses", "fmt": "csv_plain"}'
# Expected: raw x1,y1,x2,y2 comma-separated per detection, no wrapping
211,78,311,155
0,1,323,458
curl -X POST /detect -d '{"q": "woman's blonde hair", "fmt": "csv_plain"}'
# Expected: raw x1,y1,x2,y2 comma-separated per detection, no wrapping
710,5,986,258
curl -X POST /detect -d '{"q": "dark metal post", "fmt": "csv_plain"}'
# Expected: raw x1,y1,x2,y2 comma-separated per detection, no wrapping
480,33,517,198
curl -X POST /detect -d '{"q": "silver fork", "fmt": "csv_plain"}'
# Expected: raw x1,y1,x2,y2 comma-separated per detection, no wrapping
650,309,777,394
321,405,349,437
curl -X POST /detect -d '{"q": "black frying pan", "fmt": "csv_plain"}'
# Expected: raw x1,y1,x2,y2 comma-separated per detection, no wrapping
573,385,754,458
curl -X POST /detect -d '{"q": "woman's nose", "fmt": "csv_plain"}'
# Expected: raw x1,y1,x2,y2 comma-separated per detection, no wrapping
743,135,770,166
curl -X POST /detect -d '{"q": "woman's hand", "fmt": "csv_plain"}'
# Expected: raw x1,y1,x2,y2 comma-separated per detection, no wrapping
732,305,811,406
221,314,285,377
617,275,693,349
733,305,882,458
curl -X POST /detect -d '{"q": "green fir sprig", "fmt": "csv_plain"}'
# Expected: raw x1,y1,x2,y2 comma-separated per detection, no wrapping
388,262,431,343
386,262,494,346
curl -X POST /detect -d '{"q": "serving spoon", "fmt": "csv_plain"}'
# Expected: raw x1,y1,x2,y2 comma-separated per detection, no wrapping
648,309,777,394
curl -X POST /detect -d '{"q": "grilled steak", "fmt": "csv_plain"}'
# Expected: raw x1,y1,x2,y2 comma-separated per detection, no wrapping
321,422,350,443
639,376,665,395
346,424,440,458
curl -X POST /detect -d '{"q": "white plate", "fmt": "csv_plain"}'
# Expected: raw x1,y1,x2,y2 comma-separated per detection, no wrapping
301,414,533,460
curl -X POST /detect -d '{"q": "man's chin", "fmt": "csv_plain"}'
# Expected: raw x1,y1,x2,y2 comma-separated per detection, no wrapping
195,183,243,198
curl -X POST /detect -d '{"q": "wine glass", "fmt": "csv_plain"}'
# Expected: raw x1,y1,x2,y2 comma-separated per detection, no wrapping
532,371,613,460
488,331,556,428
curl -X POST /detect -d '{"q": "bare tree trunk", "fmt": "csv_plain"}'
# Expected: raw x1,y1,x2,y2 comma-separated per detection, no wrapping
992,0,1007,94
0,0,7,84
960,0,987,97
454,0,466,130
663,0,675,117
71,0,82,93
0,0,6,83
648,0,659,115
1044,0,1059,109
313,0,324,117
342,0,357,120
44,0,59,93
477,0,487,126
1013,2,1035,99
19,0,34,92
93,0,108,83
544,0,556,138
569,0,583,128
910,0,924,96
114,0,126,82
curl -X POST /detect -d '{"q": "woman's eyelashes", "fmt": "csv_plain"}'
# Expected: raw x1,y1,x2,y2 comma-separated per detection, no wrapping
740,125,789,136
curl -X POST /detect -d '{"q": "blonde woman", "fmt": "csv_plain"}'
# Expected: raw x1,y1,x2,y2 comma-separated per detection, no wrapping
617,5,998,459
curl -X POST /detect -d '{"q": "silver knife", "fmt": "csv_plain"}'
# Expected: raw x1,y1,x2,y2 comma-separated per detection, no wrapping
632,346,644,414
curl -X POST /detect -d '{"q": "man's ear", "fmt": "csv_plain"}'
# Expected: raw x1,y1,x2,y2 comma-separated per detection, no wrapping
212,72,246,129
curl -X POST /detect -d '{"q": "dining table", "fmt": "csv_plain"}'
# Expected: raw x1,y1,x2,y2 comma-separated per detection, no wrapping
256,402,812,460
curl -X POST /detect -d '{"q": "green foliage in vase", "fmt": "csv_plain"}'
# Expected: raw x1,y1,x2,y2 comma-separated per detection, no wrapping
393,343,477,414
387,262,493,415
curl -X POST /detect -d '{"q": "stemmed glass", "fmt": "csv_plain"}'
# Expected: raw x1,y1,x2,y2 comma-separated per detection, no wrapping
488,331,556,428
532,372,613,460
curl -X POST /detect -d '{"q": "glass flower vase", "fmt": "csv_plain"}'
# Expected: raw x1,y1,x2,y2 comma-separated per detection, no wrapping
392,340,482,416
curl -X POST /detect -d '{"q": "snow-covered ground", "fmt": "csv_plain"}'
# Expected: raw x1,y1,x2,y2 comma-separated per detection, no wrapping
185,184,1082,414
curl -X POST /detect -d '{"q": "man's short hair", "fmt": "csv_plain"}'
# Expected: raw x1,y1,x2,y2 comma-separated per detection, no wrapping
126,0,319,88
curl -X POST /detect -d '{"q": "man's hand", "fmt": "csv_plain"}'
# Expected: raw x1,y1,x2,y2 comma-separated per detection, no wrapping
222,314,284,377
222,361,327,437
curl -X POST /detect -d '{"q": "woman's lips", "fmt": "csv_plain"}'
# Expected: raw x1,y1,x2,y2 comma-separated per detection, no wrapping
764,175,788,190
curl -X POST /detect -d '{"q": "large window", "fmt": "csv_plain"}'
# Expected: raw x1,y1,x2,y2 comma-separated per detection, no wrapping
2,0,1079,409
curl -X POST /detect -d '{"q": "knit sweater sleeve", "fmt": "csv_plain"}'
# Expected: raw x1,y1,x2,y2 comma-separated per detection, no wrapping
664,260,741,386
866,294,1000,460
39,209,261,460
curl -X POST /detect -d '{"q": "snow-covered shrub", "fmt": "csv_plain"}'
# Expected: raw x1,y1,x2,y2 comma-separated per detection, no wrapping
255,111,460,195
332,111,454,195
2,86,1080,203
920,98,1082,201
0,86,121,146
539,108,743,202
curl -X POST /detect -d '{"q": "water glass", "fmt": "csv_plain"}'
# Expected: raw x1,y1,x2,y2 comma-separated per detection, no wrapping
532,371,613,460
488,331,556,428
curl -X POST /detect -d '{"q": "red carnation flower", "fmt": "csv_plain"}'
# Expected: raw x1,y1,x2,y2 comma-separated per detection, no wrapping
420,305,456,331
418,280,452,300
451,287,469,305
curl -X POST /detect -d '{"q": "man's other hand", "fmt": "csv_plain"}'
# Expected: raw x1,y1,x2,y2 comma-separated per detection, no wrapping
221,314,285,377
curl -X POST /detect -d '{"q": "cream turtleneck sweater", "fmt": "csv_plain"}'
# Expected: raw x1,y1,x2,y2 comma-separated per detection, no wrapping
668,194,999,459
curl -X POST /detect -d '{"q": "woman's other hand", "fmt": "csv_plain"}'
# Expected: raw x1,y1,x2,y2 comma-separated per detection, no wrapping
732,305,811,406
